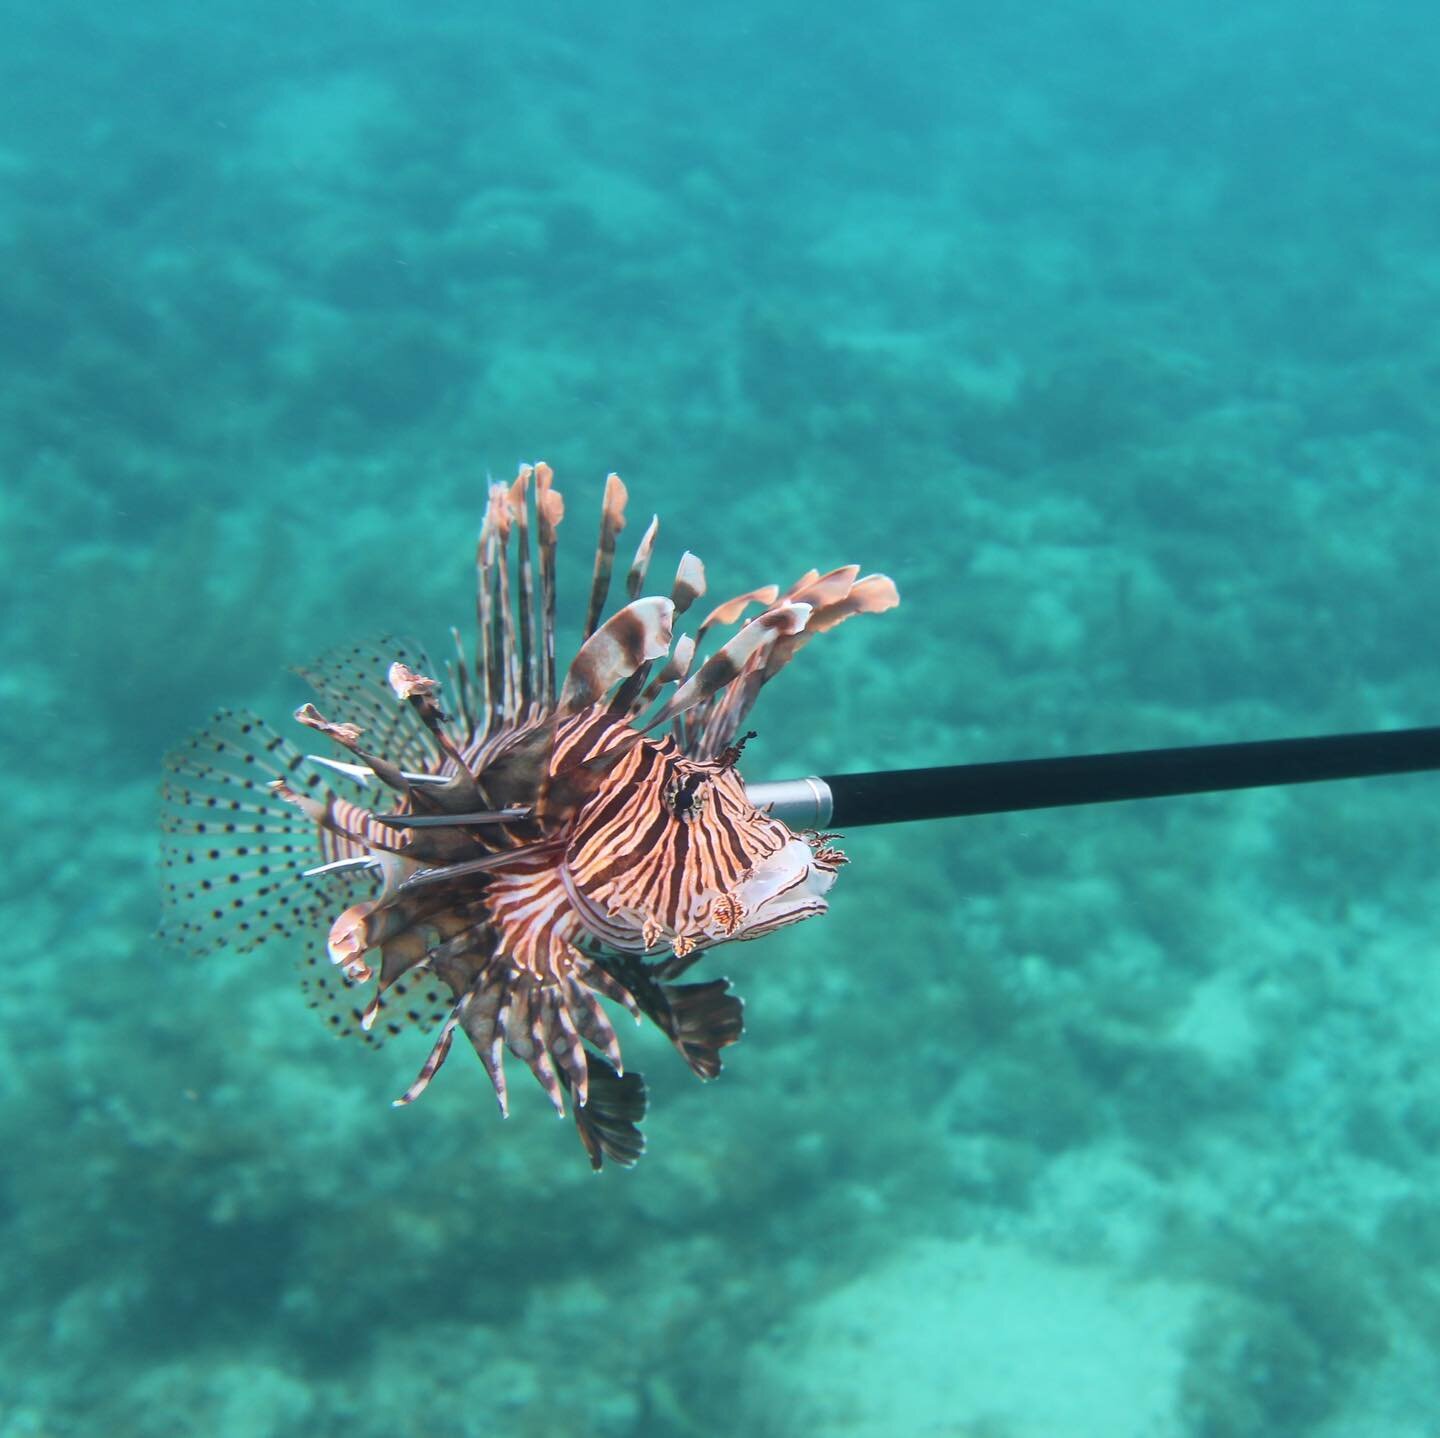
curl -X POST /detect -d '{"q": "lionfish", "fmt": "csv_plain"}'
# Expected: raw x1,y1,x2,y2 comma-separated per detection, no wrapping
161,465,897,1168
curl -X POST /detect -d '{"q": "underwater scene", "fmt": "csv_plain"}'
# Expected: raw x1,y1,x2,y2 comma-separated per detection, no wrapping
5,1,1440,1434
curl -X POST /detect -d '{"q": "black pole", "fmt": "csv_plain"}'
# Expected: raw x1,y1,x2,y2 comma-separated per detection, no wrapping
821,726,1440,829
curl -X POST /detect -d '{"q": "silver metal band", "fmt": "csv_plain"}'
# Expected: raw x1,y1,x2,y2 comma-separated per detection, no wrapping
743,775,833,831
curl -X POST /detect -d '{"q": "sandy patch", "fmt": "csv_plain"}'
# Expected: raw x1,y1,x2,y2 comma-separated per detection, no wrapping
744,1237,1203,1437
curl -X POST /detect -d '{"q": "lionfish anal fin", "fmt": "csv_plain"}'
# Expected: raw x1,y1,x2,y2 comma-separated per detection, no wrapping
573,1053,647,1170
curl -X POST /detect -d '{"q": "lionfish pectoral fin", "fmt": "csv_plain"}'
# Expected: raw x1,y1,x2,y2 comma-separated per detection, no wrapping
292,708,420,811
456,969,512,1117
658,978,745,1081
474,713,559,823
296,952,384,1048
393,999,467,1106
573,1052,647,1171
528,1039,566,1117
548,998,590,1107
563,975,624,1073
509,985,589,1118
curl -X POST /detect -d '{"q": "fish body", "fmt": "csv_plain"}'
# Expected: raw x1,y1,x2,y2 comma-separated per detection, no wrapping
161,464,897,1167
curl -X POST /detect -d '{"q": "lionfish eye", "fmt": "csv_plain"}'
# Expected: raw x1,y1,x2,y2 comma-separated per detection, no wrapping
667,770,708,820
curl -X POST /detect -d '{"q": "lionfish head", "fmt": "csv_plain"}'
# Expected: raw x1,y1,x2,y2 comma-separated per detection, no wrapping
559,732,846,959
720,834,844,938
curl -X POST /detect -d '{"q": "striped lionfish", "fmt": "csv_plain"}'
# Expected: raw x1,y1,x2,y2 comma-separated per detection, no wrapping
161,465,897,1168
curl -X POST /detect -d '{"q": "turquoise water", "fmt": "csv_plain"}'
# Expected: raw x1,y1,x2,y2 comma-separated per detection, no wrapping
6,3,1440,1433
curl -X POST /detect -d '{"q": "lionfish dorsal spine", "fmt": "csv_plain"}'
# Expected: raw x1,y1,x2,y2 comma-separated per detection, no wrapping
506,465,538,713
534,461,563,710
670,550,706,616
445,624,477,741
642,600,812,736
559,595,676,714
694,583,779,643
582,470,627,640
625,512,660,601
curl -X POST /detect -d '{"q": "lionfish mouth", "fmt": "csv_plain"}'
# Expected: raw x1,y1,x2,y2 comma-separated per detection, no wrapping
161,464,897,1169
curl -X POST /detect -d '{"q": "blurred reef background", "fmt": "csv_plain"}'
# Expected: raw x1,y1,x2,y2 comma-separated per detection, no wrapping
4,2,1440,1434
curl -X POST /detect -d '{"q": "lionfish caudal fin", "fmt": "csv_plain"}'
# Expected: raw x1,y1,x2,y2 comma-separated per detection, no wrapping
160,463,897,1171
159,708,457,1046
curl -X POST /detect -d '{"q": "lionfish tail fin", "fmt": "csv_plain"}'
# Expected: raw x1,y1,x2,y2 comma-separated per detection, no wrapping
657,978,745,1080
573,1053,647,1170
159,710,346,956
162,712,455,1050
